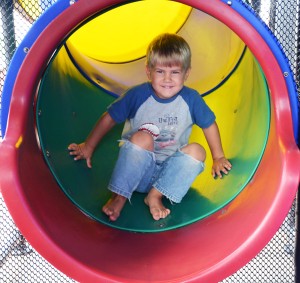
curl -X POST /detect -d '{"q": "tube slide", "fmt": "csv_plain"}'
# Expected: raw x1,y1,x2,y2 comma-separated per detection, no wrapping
0,0,299,282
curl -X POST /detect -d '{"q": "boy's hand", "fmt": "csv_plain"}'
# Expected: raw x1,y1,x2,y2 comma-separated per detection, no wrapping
212,157,232,179
68,142,93,168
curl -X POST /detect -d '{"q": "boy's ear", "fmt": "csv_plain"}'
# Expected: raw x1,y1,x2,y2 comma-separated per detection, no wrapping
145,65,151,79
184,67,191,81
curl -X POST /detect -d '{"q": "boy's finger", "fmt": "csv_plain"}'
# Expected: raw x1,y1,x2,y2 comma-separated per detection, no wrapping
222,168,229,175
211,168,216,178
87,158,92,168
68,143,77,150
225,163,232,170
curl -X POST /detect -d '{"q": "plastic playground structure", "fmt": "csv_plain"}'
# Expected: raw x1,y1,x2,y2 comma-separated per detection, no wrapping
0,0,299,282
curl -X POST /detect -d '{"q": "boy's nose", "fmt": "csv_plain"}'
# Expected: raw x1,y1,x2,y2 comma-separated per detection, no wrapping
164,72,172,81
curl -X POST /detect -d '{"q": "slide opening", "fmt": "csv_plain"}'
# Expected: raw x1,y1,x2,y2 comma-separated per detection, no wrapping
35,2,270,232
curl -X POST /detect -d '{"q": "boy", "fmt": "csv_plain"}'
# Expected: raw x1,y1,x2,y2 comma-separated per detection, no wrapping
68,33,231,221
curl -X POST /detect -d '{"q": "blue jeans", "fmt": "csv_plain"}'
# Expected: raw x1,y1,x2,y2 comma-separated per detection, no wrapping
108,141,205,203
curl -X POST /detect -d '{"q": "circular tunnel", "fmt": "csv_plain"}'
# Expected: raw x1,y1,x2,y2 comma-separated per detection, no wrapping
35,1,269,232
0,0,299,282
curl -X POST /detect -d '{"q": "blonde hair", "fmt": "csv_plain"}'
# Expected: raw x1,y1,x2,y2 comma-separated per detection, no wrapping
146,33,191,71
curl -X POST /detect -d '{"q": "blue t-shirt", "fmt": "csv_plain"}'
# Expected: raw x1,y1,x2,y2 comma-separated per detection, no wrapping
108,82,215,162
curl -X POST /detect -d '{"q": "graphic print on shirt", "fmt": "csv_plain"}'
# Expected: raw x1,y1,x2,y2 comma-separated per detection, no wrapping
157,112,178,148
127,94,194,162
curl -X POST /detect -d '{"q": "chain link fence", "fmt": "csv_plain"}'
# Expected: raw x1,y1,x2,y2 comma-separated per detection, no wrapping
0,0,299,282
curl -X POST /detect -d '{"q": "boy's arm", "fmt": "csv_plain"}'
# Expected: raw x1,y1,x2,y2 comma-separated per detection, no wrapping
202,122,232,178
68,111,116,168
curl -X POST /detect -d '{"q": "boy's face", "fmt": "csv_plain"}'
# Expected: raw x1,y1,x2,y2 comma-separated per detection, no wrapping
146,63,190,100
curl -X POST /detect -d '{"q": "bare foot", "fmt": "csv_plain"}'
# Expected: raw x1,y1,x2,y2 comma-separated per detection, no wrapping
144,188,170,220
102,193,127,221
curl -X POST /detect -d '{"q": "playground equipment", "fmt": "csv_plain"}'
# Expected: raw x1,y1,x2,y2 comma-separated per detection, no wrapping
0,0,299,282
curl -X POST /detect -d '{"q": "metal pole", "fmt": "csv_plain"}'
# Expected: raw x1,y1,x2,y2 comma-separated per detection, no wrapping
251,0,261,14
0,0,16,68
268,0,277,33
